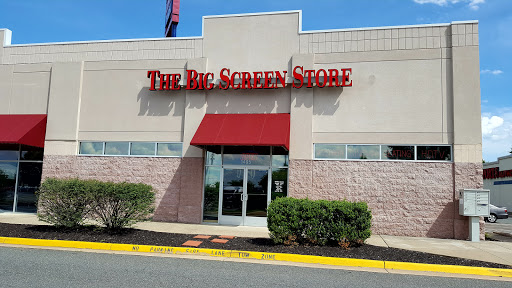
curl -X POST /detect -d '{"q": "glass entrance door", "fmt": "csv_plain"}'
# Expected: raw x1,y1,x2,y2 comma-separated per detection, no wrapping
219,167,269,226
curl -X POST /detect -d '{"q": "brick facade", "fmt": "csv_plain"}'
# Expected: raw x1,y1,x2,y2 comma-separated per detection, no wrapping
288,160,483,239
42,155,484,239
41,155,204,223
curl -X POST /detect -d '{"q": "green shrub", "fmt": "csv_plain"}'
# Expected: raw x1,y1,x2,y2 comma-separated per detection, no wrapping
37,178,155,230
267,197,372,247
88,181,155,230
37,178,92,228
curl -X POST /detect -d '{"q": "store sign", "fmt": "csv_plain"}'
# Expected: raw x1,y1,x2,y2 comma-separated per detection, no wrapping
483,167,512,180
147,66,352,91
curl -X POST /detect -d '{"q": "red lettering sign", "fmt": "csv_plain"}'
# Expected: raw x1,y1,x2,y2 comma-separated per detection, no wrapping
147,66,353,91
483,167,512,179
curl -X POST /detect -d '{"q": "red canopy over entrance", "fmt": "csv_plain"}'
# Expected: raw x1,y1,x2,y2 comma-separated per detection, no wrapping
191,114,290,150
0,114,47,148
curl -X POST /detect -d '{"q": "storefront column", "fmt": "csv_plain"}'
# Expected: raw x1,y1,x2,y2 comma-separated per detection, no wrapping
290,54,314,160
450,23,484,240
179,57,207,223
45,62,84,155
288,54,314,199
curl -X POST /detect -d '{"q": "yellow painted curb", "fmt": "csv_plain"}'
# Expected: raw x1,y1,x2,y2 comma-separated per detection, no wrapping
385,261,512,278
2,236,512,278
2,237,112,250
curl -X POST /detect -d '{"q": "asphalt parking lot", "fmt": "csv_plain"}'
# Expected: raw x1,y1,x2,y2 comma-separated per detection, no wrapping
485,216,512,241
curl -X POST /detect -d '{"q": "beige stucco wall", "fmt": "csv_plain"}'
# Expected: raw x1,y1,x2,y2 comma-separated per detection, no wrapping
1,13,481,162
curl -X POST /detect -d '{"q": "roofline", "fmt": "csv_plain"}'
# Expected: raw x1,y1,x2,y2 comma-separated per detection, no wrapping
2,10,478,47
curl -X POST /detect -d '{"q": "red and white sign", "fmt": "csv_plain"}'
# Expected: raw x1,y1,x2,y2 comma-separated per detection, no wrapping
147,66,352,91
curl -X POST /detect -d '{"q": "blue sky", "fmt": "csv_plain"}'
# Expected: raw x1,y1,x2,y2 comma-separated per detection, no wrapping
0,0,510,162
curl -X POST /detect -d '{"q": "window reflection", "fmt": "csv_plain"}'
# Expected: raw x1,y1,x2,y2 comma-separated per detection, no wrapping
315,144,346,159
130,142,155,156
347,145,380,160
203,167,220,222
20,145,44,161
16,162,42,213
0,162,17,211
157,143,182,156
105,142,129,155
79,142,103,155
223,146,270,166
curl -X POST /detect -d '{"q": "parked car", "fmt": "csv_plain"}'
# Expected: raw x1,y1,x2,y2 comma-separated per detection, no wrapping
484,204,509,223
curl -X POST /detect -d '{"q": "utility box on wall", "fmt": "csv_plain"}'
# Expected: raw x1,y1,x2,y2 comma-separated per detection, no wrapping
459,189,490,217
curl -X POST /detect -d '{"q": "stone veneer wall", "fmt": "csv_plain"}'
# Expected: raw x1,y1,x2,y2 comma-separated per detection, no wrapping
288,160,483,239
41,155,204,223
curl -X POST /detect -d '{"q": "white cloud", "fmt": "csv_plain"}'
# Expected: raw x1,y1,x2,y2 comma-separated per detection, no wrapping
413,0,485,10
481,69,504,75
468,0,485,10
482,113,512,162
482,116,504,135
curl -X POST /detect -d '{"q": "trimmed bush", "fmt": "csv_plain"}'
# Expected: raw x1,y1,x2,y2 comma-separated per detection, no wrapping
37,178,155,230
37,178,92,228
267,197,372,247
88,181,155,230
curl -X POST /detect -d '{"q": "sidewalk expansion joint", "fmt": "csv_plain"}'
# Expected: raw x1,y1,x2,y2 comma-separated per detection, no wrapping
1,236,511,279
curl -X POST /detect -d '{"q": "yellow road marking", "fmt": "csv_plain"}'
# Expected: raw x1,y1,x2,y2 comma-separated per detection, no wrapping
1,236,511,278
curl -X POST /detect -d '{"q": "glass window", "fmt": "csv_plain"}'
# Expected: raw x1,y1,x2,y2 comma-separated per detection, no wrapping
203,166,221,222
0,162,18,211
271,147,288,167
130,142,156,156
79,142,103,155
271,168,288,200
105,142,129,155
347,145,380,160
315,144,346,159
20,145,44,161
157,143,182,157
0,144,19,161
381,145,414,160
16,162,42,213
417,146,451,161
223,146,270,166
205,151,221,166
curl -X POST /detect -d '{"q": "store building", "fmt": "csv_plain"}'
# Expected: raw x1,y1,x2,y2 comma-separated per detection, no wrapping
483,155,512,210
0,11,483,239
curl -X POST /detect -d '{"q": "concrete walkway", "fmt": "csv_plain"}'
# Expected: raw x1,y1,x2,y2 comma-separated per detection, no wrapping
2,213,512,266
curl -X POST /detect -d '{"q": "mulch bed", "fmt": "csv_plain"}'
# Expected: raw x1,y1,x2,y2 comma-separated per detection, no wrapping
0,222,509,269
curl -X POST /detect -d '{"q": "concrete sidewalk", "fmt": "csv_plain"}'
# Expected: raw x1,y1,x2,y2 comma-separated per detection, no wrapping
2,213,512,267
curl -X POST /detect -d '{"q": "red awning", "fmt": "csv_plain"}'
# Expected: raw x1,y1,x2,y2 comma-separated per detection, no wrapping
191,114,290,150
0,114,47,148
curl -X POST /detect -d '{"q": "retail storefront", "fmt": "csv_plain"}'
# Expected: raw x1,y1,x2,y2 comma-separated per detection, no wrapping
483,155,512,210
0,11,483,239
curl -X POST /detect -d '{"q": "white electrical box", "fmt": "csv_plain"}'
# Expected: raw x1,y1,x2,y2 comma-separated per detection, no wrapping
459,189,490,216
